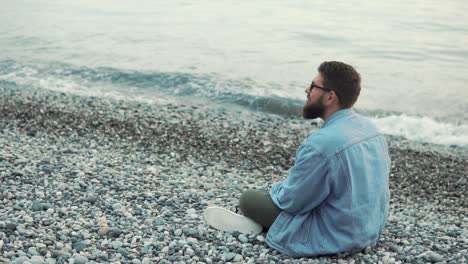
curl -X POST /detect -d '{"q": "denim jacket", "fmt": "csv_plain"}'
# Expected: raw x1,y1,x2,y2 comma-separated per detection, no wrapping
267,109,391,257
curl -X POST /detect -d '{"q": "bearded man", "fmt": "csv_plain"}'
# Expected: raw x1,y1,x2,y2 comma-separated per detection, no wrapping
204,61,391,257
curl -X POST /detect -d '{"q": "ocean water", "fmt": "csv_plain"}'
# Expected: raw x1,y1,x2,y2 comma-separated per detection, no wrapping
1,0,467,147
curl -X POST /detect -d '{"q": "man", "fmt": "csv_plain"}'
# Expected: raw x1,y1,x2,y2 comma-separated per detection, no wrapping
204,61,391,257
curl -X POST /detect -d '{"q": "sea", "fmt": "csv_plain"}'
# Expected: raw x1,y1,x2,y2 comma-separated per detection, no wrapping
1,0,467,147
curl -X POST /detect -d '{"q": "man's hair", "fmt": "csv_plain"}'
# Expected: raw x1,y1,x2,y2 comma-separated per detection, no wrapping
318,61,361,108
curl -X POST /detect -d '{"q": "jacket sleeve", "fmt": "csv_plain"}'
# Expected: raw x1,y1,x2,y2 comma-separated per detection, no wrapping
270,143,330,214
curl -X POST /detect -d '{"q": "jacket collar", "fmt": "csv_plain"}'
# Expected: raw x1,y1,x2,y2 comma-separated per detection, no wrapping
322,108,355,128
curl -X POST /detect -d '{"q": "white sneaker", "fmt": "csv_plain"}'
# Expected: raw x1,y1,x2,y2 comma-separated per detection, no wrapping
203,206,263,235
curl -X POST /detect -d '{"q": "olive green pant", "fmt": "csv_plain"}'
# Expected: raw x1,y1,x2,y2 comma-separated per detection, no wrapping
239,189,282,229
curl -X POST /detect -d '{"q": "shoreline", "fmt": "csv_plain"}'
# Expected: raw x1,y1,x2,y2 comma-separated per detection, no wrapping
0,86,466,263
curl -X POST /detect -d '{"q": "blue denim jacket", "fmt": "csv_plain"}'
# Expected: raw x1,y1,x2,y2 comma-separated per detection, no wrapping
267,109,391,257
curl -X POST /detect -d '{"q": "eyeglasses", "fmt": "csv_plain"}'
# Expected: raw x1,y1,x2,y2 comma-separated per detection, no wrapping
309,81,331,93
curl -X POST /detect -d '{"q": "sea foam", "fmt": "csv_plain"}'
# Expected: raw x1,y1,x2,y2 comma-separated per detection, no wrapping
370,114,468,147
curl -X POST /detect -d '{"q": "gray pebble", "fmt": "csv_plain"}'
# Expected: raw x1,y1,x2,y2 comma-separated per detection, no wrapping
238,234,248,243
12,170,24,176
52,250,71,258
389,244,403,254
28,247,40,256
31,201,43,211
42,203,53,210
161,246,169,253
111,241,123,249
29,256,45,264
14,256,30,264
154,217,165,225
5,222,17,231
72,241,87,252
225,253,236,261
427,251,444,262
233,254,243,262
117,247,128,257
109,227,122,238
185,248,194,256
84,196,97,203
112,203,122,210
74,255,88,264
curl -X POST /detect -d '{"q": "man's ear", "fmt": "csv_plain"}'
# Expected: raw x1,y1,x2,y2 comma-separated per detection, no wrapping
328,91,340,105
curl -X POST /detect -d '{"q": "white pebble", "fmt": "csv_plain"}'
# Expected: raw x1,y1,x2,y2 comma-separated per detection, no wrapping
161,246,169,253
185,248,194,256
174,229,182,236
30,256,45,264
382,255,390,263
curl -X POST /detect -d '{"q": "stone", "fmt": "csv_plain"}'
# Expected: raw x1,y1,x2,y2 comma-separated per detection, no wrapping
174,229,182,236
28,247,40,256
185,248,194,256
109,227,122,238
186,228,199,237
5,223,17,231
161,246,169,253
42,203,53,210
233,254,243,262
98,226,110,236
31,201,43,211
364,246,372,254
154,217,165,225
117,247,128,257
12,170,24,176
427,251,444,262
144,219,153,226
52,250,71,258
186,237,198,244
84,196,98,203
13,256,30,264
111,241,123,249
30,256,45,264
74,255,88,264
72,242,87,252
26,130,37,137
112,203,122,210
225,253,236,261
390,244,403,254
238,234,248,243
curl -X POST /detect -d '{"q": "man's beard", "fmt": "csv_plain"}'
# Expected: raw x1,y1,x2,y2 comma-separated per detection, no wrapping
302,98,325,119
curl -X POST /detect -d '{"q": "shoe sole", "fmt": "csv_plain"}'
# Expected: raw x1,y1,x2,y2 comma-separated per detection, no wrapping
203,206,263,235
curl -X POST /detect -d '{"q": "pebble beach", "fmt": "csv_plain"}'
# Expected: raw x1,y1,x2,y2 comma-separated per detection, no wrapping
0,86,466,264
